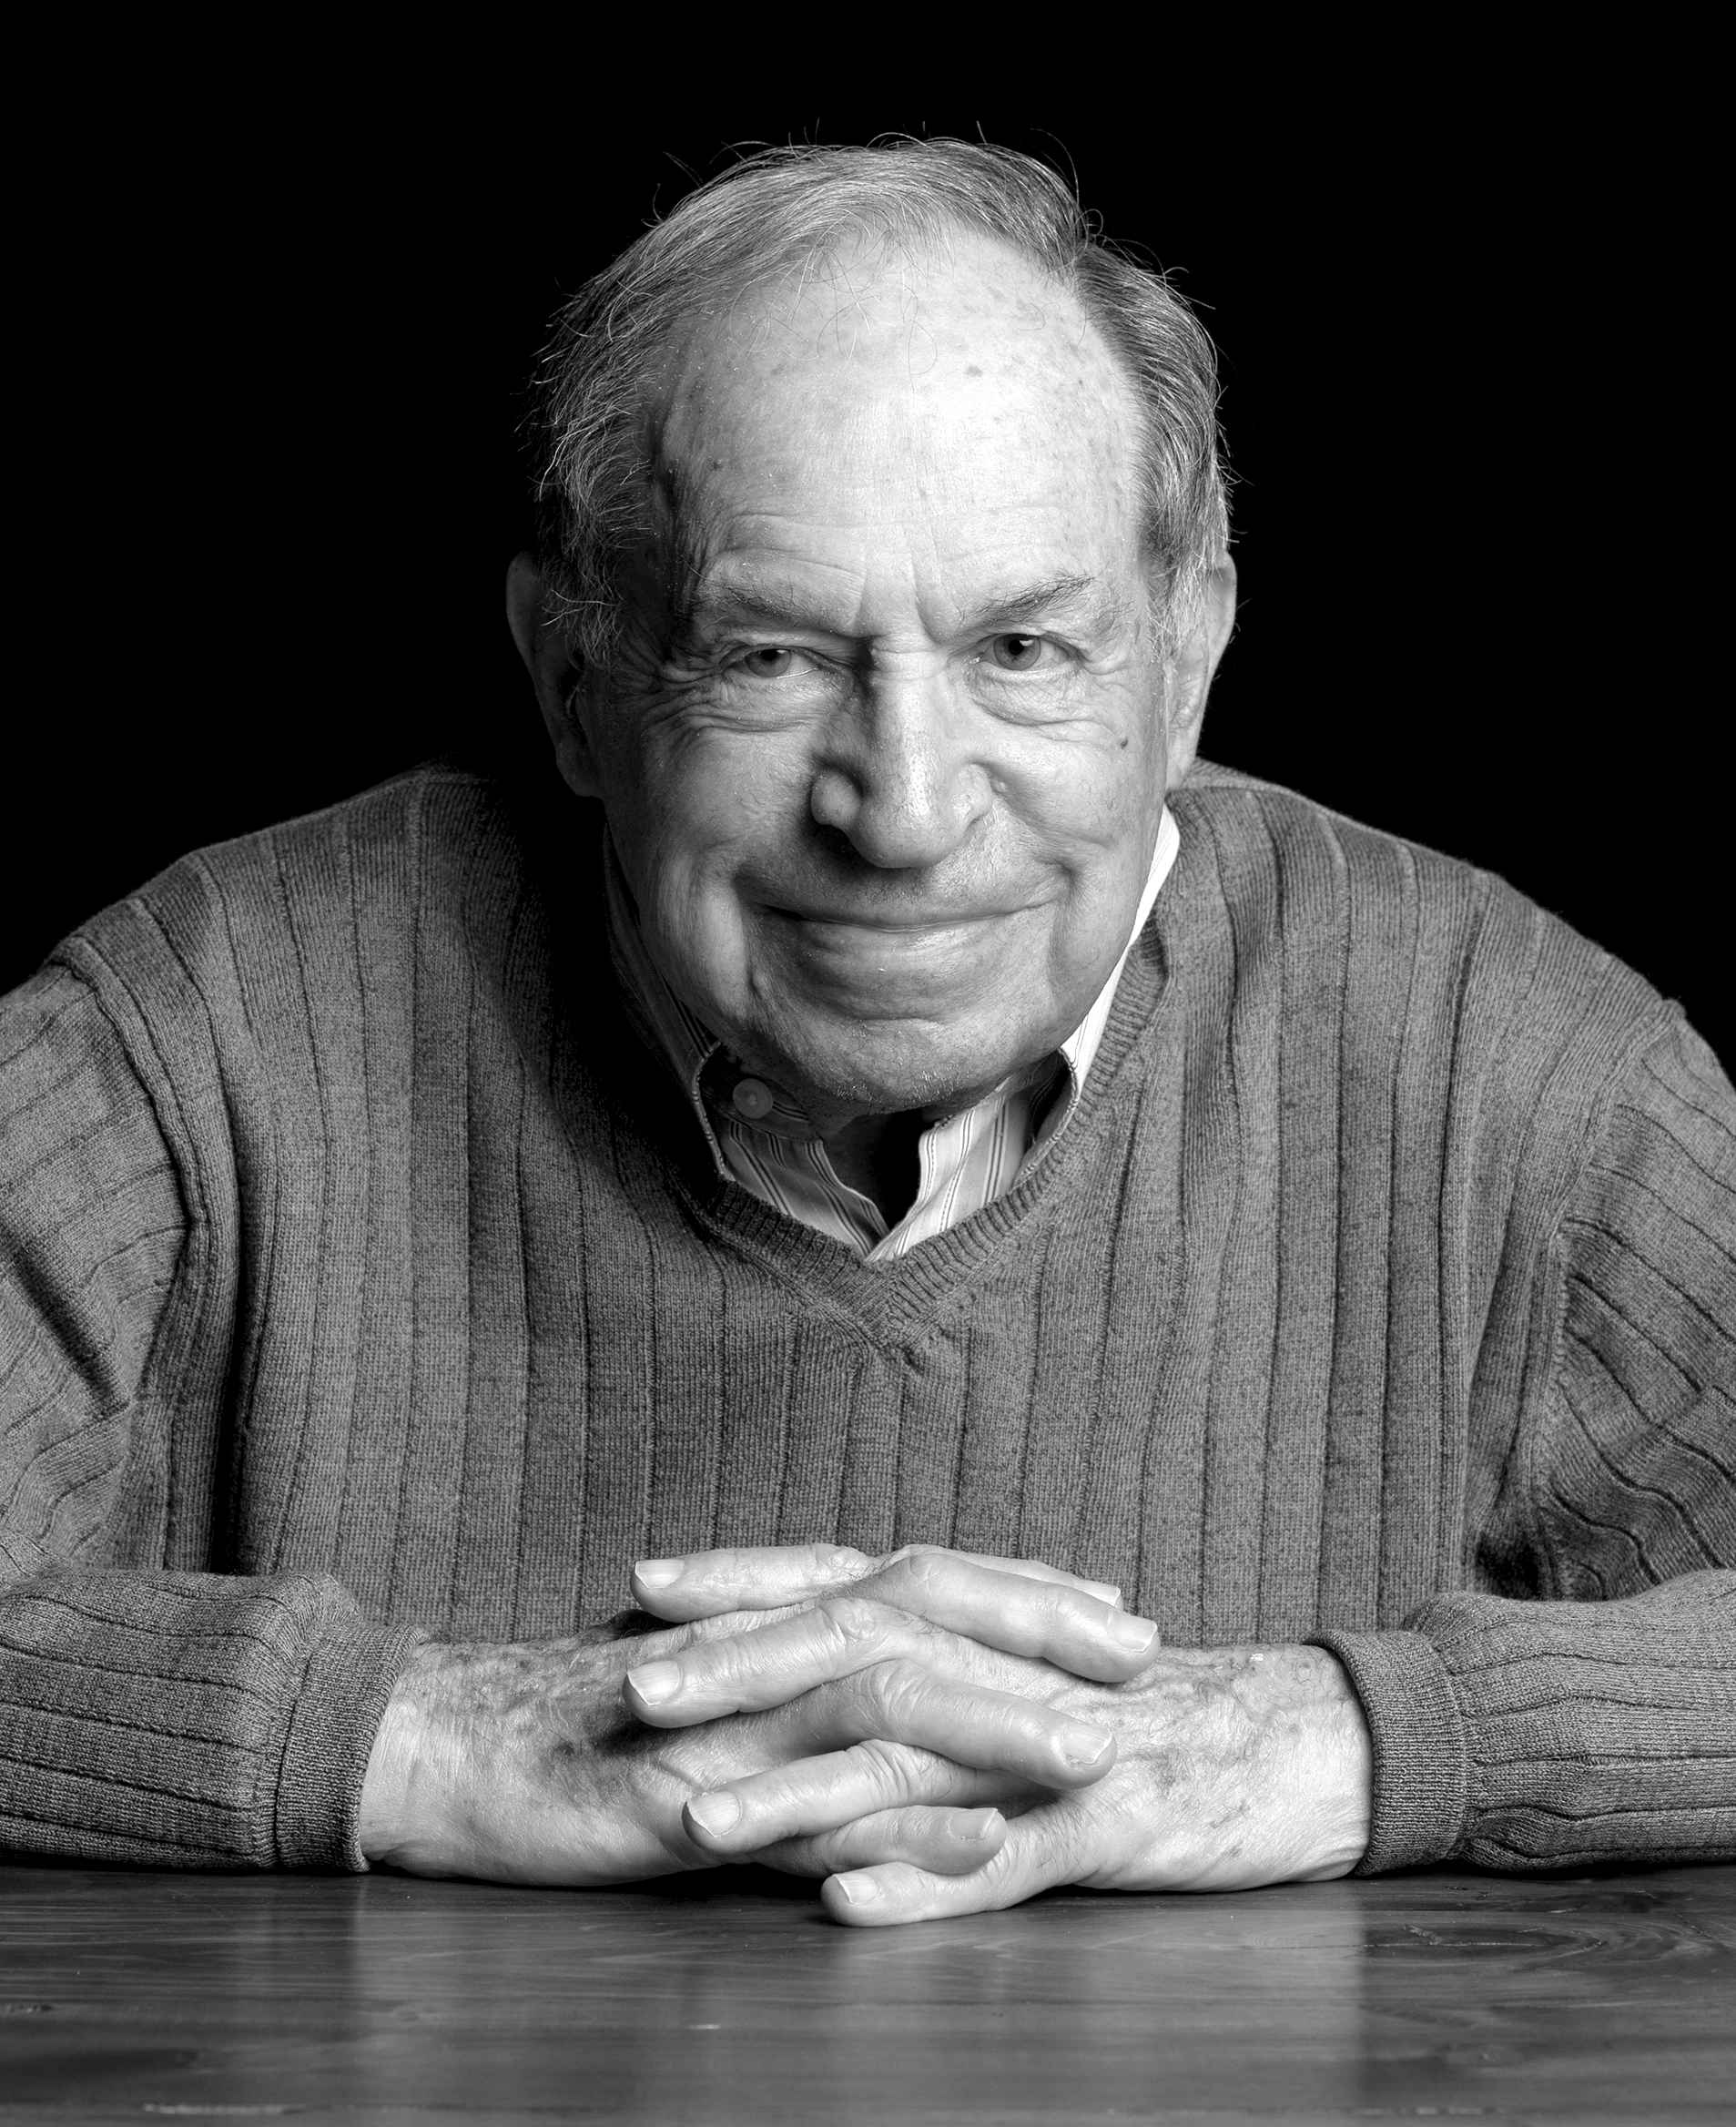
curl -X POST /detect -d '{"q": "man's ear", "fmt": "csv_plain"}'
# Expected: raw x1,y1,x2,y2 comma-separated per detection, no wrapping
506,553,604,800
1162,558,1238,784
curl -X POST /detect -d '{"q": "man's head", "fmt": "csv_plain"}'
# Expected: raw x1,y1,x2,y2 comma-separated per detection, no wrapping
509,141,1235,1128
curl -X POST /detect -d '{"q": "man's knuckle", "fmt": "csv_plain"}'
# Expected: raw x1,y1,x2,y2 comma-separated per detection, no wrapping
842,1740,906,1802
818,1595,886,1650
898,1551,954,1600
814,1543,874,1582
862,1656,934,1727
846,1737,941,1803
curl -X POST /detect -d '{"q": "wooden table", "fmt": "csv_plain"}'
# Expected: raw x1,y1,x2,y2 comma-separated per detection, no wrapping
2,1861,1731,2122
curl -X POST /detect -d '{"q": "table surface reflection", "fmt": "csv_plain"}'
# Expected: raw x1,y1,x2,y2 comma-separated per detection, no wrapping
2,1859,1732,2122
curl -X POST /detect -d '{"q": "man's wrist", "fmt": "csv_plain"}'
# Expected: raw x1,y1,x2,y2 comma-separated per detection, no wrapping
1294,1646,1374,1878
358,1684,418,1865
357,1648,447,1867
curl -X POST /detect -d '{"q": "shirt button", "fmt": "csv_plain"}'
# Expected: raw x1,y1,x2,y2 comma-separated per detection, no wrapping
732,1078,775,1121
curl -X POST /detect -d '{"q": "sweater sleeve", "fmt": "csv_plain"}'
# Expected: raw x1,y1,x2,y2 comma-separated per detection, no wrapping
1317,1016,1736,1873
0,961,421,1869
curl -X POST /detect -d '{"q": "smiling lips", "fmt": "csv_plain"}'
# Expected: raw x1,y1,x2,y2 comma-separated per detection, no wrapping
768,903,1033,933
772,912,1030,964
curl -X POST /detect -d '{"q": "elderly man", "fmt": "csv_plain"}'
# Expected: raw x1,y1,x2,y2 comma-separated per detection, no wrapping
2,141,1731,1925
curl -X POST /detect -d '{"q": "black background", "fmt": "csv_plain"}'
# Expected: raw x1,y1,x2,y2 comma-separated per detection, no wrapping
10,79,1724,1060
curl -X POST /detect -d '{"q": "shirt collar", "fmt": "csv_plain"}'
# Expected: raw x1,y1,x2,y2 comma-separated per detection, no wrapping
1058,805,1178,1094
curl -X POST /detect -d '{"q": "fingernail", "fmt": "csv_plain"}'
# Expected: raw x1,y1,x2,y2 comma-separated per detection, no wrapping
1058,1722,1113,1767
949,1808,1003,1842
1084,1581,1122,1606
635,1559,685,1589
686,1792,742,1839
1104,1611,1159,1653
831,1871,882,1906
626,1659,683,1704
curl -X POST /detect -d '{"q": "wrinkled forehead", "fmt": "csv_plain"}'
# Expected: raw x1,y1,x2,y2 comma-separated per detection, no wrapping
639,234,1147,573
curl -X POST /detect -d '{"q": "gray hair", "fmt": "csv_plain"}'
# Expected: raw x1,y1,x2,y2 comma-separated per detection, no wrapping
528,138,1230,667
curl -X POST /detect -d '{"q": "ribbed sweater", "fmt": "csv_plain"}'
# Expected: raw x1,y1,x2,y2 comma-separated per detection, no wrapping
3,762,1732,1880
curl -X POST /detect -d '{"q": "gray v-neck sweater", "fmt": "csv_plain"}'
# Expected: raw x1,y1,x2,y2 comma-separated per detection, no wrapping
2,762,1731,1877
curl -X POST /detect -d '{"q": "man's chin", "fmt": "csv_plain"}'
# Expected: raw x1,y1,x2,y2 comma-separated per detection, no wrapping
737,1004,1053,1119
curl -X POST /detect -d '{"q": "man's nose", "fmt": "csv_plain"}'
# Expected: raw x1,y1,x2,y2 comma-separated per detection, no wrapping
807,682,991,870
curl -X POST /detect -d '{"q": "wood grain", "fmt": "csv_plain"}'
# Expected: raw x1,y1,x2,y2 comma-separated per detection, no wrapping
2,1861,1731,2122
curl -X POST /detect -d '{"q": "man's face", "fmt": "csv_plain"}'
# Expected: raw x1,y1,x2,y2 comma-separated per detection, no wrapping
568,239,1213,1122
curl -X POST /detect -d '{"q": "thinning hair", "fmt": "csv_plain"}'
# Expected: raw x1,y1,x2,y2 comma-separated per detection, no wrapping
528,139,1230,667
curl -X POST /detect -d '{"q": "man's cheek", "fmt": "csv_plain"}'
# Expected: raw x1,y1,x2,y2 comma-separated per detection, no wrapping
1000,718,1157,831
645,734,811,850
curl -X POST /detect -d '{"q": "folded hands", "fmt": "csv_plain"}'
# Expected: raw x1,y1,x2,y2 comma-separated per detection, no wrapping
359,1543,1372,1925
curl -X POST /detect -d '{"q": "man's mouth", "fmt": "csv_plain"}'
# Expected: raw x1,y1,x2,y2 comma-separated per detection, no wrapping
765,901,1038,933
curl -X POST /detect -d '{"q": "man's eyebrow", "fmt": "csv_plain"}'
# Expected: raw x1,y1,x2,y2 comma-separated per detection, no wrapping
967,574,1110,629
688,573,1118,637
687,586,839,633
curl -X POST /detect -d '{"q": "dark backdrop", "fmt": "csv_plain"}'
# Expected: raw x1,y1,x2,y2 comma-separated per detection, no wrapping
11,93,1723,1061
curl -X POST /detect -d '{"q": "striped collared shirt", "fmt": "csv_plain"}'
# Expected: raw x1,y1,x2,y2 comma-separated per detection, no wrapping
605,809,1179,1262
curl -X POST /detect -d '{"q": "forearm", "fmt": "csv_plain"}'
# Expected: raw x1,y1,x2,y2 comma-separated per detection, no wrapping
1318,1571,1736,1872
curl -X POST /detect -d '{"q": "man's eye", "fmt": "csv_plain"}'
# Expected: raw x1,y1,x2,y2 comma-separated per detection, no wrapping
738,646,796,678
987,634,1049,672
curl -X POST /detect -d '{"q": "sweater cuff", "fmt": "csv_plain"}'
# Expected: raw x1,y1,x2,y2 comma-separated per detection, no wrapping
1309,1627,1468,1873
273,1622,426,1870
